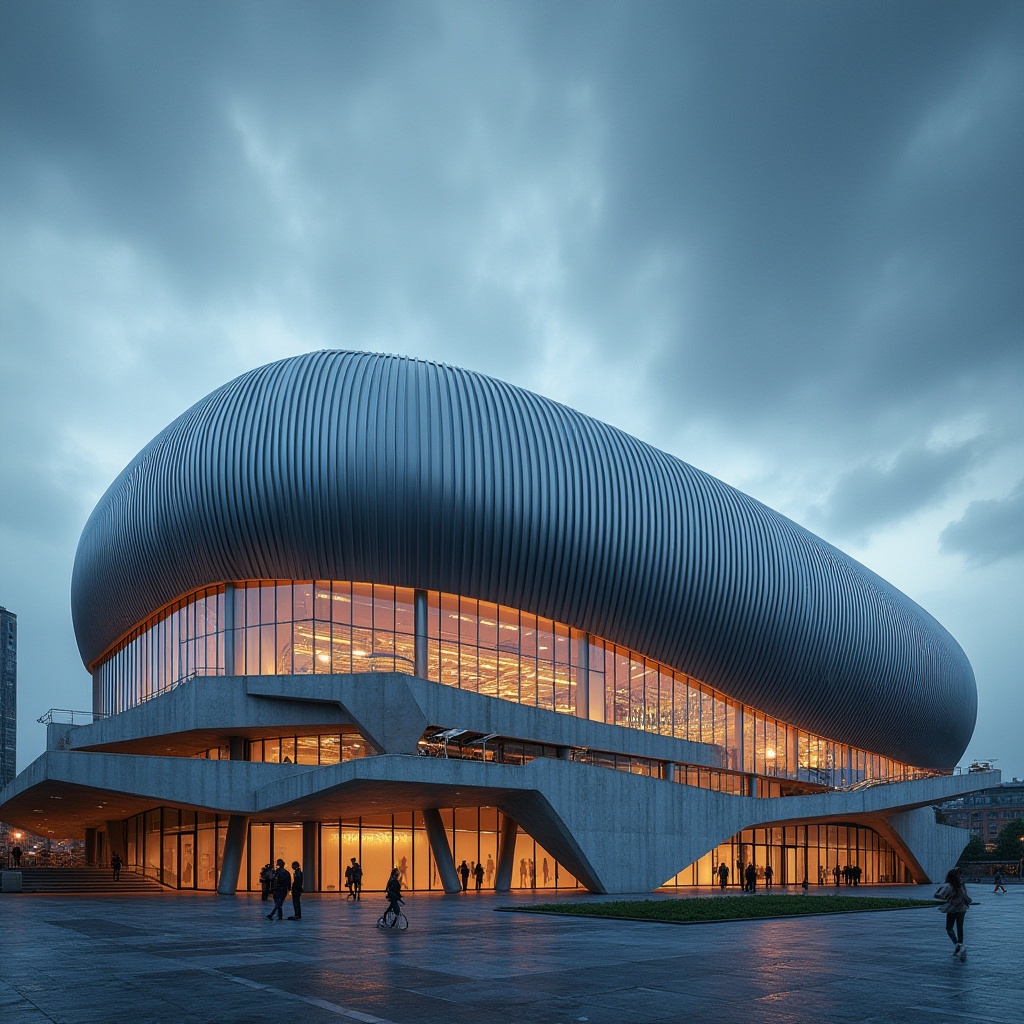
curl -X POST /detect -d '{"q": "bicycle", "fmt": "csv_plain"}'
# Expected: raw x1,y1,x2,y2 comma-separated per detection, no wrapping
376,906,408,930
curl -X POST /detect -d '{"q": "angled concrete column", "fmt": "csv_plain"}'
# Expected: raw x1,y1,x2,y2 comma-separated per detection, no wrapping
494,812,519,893
873,807,969,884
216,815,249,895
302,821,317,892
422,808,461,894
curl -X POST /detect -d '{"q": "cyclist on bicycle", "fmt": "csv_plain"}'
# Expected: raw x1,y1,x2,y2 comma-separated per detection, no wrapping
384,867,404,924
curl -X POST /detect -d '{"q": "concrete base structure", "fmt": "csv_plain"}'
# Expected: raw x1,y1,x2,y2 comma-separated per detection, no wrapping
0,673,997,894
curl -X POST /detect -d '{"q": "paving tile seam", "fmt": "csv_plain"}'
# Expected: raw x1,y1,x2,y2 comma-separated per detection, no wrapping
196,966,401,1023
0,979,59,1022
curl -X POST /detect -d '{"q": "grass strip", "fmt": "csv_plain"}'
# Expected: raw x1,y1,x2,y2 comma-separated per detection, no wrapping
501,894,936,925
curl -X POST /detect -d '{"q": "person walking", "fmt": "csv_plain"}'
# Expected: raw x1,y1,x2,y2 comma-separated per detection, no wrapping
744,862,756,893
717,862,729,890
459,859,470,891
764,864,774,888
992,869,1007,894
288,861,303,920
111,852,122,881
11,845,21,868
934,868,973,961
473,861,484,890
384,867,404,925
351,858,363,900
266,859,291,920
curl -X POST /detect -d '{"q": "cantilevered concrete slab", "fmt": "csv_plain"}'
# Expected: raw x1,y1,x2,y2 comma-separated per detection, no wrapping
0,722,997,892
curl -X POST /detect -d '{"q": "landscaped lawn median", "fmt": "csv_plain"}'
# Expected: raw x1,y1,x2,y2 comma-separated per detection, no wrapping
500,894,936,925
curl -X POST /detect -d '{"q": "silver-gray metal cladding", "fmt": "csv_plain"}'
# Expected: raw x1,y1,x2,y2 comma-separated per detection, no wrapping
71,351,977,768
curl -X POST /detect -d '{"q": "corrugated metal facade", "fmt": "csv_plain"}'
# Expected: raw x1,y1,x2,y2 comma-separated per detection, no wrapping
71,350,976,767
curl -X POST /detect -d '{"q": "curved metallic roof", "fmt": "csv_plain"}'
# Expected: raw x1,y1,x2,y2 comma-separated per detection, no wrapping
71,351,976,767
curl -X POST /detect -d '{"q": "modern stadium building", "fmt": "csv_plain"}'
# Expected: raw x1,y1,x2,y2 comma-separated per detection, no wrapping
0,351,995,895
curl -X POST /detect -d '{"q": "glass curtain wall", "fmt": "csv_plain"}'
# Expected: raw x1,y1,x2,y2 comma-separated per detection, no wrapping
120,806,906,892
95,580,927,786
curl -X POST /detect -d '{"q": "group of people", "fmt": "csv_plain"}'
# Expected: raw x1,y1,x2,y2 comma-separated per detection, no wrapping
833,864,862,886
458,859,485,890
740,862,769,892
259,859,304,920
247,850,989,958
716,861,775,892
344,857,363,899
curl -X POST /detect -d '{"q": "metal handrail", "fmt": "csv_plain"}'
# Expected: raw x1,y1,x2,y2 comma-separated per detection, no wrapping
36,709,108,726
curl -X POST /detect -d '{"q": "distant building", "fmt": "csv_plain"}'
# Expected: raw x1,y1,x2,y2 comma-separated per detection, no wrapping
940,779,1024,849
0,607,15,789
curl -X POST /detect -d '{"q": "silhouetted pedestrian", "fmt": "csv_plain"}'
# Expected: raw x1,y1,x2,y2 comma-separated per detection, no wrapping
266,859,290,920
744,863,756,893
288,861,303,919
385,867,404,922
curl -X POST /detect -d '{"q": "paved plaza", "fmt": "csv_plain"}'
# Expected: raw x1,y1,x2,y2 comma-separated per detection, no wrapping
0,884,1019,1024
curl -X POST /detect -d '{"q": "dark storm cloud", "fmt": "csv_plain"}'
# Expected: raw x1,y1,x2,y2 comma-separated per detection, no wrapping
3,1,1020,406
940,480,1024,565
812,442,980,538
523,2,1024,461
1,1,1022,776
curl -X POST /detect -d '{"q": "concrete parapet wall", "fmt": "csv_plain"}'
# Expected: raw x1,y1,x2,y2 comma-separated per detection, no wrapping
0,671,999,894
66,673,724,769
0,743,997,892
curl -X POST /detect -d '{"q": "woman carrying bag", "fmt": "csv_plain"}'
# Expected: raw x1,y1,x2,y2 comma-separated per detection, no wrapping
934,868,973,961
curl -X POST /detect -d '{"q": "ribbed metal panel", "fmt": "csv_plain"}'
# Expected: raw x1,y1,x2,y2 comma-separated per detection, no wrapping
71,351,977,767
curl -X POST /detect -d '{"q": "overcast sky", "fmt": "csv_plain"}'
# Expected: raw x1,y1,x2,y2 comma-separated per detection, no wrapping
2,1,1022,781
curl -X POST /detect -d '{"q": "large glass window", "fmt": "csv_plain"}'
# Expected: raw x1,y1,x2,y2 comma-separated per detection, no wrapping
121,803,906,893
95,580,927,786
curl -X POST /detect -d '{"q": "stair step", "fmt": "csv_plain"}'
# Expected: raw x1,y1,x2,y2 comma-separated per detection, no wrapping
15,868,166,894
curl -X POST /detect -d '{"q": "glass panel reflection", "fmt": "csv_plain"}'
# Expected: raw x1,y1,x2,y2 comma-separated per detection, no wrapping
95,579,926,785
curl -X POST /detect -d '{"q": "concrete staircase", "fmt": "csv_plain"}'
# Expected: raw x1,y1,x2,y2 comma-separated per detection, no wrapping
17,867,166,894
